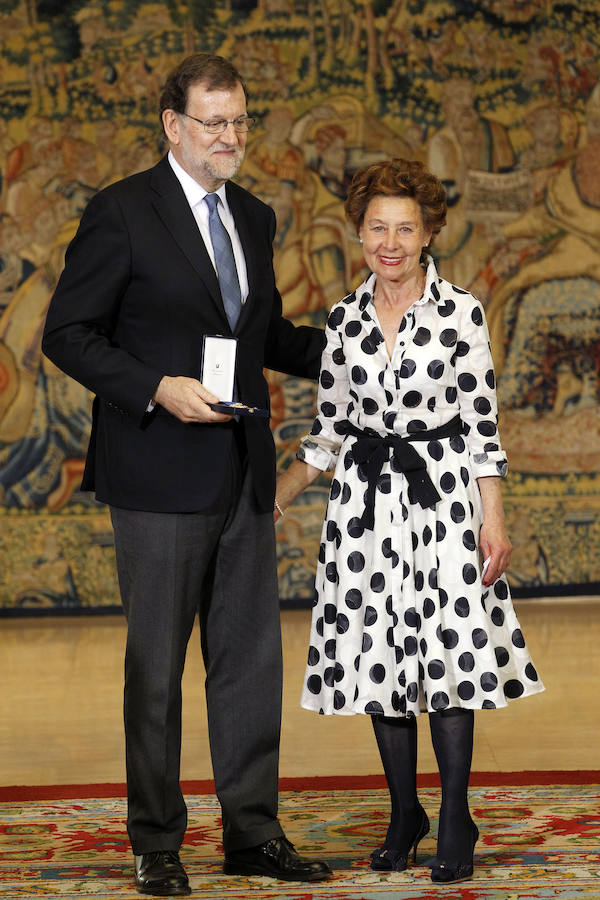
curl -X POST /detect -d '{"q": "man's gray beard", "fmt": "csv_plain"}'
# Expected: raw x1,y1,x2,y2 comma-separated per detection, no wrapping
200,146,245,183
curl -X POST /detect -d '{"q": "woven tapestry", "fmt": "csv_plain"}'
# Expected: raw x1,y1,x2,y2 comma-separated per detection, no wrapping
1,0,599,612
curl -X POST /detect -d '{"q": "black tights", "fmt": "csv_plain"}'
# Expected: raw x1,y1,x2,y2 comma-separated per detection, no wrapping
372,708,474,861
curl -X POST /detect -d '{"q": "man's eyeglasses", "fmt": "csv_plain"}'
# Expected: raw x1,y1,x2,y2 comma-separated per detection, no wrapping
181,113,257,133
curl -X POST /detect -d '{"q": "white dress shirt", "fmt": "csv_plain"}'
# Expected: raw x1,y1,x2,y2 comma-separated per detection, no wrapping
167,150,249,302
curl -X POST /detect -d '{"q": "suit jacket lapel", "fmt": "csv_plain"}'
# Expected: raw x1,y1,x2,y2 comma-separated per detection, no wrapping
149,157,229,327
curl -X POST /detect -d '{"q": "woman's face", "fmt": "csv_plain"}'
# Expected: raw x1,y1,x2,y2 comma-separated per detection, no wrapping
358,195,431,286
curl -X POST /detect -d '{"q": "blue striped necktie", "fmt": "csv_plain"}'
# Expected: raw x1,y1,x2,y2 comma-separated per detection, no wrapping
204,193,242,331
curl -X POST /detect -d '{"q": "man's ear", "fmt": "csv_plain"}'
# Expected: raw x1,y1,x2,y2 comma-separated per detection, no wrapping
162,109,181,146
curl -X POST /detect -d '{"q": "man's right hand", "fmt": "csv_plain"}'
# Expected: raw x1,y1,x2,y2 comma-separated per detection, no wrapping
153,375,233,423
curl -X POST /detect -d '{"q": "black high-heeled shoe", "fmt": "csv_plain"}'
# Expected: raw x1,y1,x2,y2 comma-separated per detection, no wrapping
430,820,479,883
370,806,430,872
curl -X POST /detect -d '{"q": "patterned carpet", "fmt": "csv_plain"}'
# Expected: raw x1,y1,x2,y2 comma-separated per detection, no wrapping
1,778,599,899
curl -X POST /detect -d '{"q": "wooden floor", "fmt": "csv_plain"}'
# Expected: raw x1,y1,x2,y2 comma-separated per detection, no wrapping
1,597,599,786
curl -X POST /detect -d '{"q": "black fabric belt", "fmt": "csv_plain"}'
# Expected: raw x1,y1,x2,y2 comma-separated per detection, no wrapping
342,414,464,530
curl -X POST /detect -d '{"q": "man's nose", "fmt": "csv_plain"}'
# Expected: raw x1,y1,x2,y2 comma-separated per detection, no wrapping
219,122,239,143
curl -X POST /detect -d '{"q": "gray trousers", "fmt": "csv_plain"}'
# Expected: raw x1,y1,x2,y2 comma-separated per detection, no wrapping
110,444,284,855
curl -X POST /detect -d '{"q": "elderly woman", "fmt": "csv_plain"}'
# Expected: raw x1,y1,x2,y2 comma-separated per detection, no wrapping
274,159,544,883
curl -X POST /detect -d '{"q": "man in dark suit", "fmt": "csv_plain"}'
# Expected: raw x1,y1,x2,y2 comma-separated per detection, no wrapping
42,54,330,895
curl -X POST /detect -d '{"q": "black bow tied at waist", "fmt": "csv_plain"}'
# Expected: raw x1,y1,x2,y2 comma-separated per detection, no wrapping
342,414,464,530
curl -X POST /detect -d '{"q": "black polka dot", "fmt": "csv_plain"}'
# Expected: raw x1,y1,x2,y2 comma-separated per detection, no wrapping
439,627,459,650
459,651,475,672
512,629,525,648
449,435,466,453
324,603,337,624
377,474,391,494
458,681,475,700
440,472,456,493
525,663,539,681
347,551,365,572
428,659,445,679
495,646,509,667
362,633,373,652
472,628,488,649
407,682,419,702
328,306,345,327
455,596,470,617
345,589,362,610
491,606,505,626
320,370,335,389
404,635,418,655
504,679,524,699
320,401,336,417
404,607,422,630
361,337,378,355
477,421,497,437
365,701,384,714
325,638,336,658
403,391,422,408
400,358,416,378
474,397,491,415
462,530,476,551
494,581,509,600
307,674,321,694
471,305,483,326
423,597,436,618
364,605,378,626
370,572,385,592
463,563,477,585
307,645,320,665
370,664,385,684
347,517,364,539
325,562,338,583
345,320,361,337
427,360,445,379
336,613,349,634
427,441,444,461
351,365,368,385
437,299,455,317
439,328,458,346
431,691,450,709
458,373,477,392
481,672,498,692
414,327,431,345
334,690,346,709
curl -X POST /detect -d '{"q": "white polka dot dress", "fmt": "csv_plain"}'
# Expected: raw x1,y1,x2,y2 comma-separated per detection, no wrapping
299,259,544,717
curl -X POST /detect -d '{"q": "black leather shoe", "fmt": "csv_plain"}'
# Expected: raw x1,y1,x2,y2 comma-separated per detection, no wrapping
134,851,191,896
223,837,332,881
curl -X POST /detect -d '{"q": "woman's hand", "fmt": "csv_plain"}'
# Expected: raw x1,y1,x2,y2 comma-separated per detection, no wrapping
477,476,512,587
479,520,512,586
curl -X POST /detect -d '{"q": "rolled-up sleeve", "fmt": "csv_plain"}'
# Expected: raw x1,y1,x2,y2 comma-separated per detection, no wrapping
298,304,350,472
455,298,508,479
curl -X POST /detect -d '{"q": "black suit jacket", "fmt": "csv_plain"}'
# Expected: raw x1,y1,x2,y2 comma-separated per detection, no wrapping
42,155,324,513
